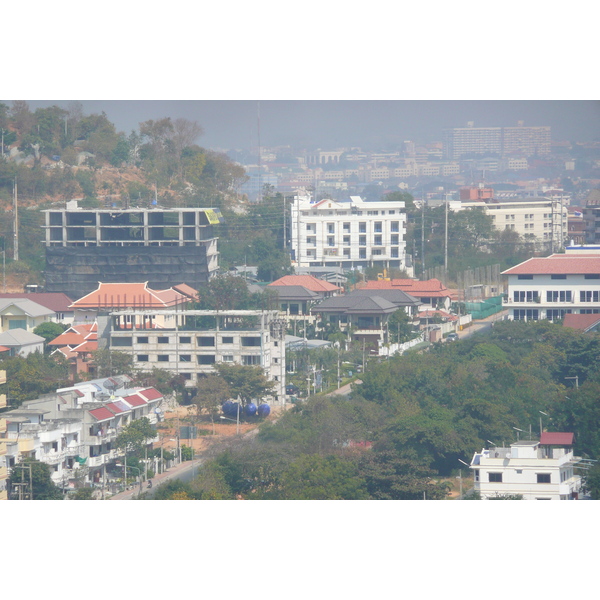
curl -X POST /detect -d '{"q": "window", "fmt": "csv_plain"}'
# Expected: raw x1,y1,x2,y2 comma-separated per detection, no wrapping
306,236,316,246
343,236,351,246
489,472,503,483
327,223,335,233
546,290,571,302
580,291,600,303
391,247,399,258
374,235,382,246
359,248,366,259
551,274,567,279
513,291,539,302
111,337,132,347
391,234,399,245
585,274,600,279
374,222,382,232
197,355,216,365
221,336,234,344
137,336,149,344
517,274,533,280
359,222,366,233
179,355,192,362
157,355,169,362
180,336,192,344
537,473,551,484
241,337,261,346
343,222,351,232
327,236,335,246
137,355,149,362
391,221,399,232
359,235,366,246
222,355,234,362
157,336,169,344
197,337,215,346
242,355,261,366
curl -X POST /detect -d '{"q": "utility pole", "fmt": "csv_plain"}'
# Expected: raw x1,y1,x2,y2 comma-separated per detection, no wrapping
444,193,448,273
13,177,18,262
421,198,425,278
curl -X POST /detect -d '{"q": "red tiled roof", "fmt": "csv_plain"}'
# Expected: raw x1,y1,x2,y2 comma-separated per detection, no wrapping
563,313,600,332
363,278,450,297
71,340,98,354
70,282,189,309
268,275,341,293
122,393,148,408
0,345,10,353
540,432,574,446
502,255,600,275
89,407,115,422
137,387,163,401
105,400,131,414
172,283,199,301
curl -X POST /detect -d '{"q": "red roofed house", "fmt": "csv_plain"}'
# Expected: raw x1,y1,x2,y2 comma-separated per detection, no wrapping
361,278,452,310
502,250,600,322
268,275,342,298
562,313,600,333
70,281,197,329
48,322,98,379
469,432,583,500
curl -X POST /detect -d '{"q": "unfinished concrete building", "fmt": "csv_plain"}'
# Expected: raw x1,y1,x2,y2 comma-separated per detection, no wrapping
43,205,224,298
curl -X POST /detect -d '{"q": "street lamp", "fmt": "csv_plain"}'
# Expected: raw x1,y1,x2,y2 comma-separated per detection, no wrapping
220,402,240,435
539,411,549,437
458,459,470,499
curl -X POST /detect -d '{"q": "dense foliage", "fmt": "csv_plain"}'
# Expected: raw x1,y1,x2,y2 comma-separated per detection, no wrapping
153,320,600,500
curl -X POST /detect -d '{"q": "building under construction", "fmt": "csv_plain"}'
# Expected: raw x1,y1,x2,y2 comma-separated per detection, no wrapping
43,205,224,298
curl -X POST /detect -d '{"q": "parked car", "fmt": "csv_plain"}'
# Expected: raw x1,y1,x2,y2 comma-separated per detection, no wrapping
286,384,299,395
446,333,459,342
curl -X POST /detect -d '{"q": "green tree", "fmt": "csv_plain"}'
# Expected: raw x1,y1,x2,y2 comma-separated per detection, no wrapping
214,363,275,406
90,349,134,378
194,374,231,422
8,458,63,500
276,454,369,500
70,487,95,500
582,463,600,499
358,449,450,500
33,321,68,347
115,417,156,456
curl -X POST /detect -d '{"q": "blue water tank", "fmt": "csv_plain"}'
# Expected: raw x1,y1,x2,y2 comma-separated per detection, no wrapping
245,403,257,416
257,403,270,418
225,402,241,418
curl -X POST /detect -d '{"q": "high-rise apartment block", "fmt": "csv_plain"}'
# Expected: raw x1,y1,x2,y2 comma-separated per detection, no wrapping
443,122,551,159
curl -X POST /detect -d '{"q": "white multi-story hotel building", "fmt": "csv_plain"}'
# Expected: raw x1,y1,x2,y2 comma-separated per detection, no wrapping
502,247,600,321
290,195,407,270
469,433,582,500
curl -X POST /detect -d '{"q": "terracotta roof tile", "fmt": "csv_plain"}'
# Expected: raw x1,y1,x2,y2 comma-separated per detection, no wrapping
540,432,574,445
268,275,341,293
502,255,600,275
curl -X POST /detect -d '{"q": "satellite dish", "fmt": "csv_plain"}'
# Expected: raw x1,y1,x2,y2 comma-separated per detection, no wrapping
96,393,110,402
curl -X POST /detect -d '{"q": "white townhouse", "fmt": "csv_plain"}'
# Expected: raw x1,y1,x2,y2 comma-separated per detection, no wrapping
469,432,583,500
502,249,600,321
290,195,407,271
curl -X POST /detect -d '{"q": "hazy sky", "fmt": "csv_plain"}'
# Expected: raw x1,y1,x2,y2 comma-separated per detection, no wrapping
15,100,600,152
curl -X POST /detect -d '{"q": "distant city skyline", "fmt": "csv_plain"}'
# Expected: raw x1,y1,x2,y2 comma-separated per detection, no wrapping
7,100,600,152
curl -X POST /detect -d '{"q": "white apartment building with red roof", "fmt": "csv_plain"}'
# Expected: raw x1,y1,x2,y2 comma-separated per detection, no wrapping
502,248,600,321
469,432,583,500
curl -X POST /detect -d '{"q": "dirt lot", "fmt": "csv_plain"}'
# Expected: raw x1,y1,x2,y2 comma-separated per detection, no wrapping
155,404,283,454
